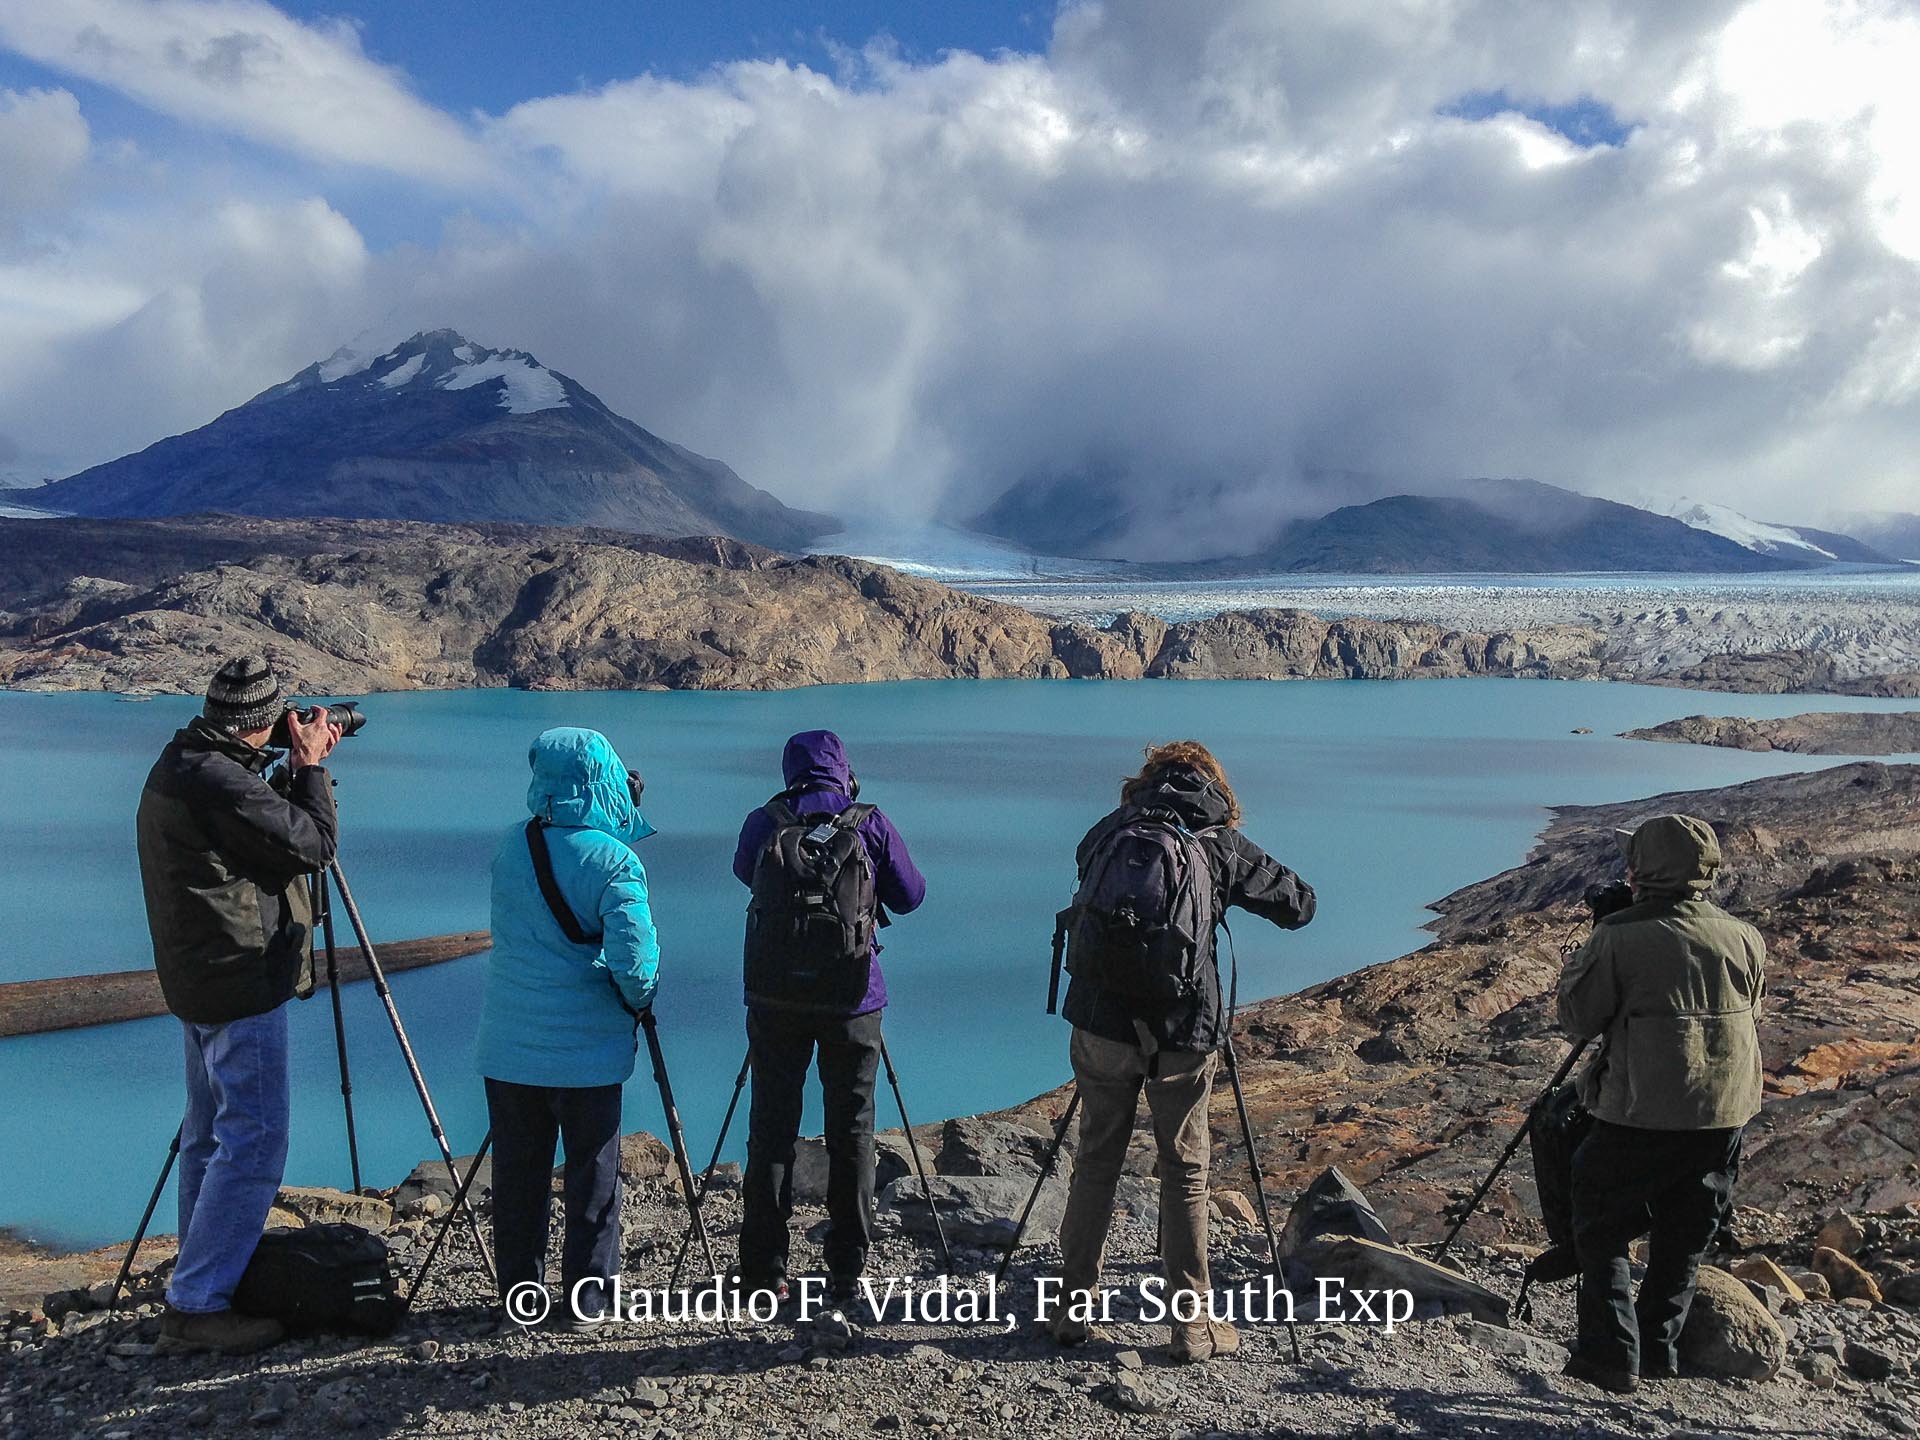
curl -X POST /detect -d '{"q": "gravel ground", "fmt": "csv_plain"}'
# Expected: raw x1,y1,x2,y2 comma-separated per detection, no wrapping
6,1177,1913,1440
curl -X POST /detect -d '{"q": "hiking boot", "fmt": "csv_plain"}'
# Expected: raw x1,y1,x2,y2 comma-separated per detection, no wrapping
827,1273,861,1307
1170,1320,1241,1364
1562,1352,1638,1395
1640,1359,1681,1381
1046,1316,1107,1346
155,1306,284,1357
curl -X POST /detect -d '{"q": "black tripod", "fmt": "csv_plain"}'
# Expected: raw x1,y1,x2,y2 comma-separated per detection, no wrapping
109,855,496,1316
665,1031,954,1284
1434,1037,1590,1260
997,929,1302,1363
408,1008,720,1315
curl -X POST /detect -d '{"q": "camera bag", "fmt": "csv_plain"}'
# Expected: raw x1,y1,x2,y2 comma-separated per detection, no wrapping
232,1222,402,1336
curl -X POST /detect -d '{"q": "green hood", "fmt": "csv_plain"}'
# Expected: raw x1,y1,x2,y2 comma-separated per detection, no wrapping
1616,813,1720,897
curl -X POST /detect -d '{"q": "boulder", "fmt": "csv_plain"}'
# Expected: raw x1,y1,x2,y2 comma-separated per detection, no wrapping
935,1116,1060,1179
1279,1167,1391,1260
1815,1212,1867,1256
1213,1189,1262,1229
1732,1255,1807,1304
1812,1246,1884,1304
618,1132,673,1182
1307,1235,1507,1326
273,1185,392,1233
792,1137,832,1204
1677,1266,1787,1379
1793,1269,1834,1302
882,1174,1065,1249
391,1152,491,1209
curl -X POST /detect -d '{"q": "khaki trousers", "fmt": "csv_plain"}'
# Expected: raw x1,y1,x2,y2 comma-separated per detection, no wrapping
1056,1027,1216,1343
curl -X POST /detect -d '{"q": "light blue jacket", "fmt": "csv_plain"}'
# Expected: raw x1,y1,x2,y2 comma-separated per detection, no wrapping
475,728,660,1088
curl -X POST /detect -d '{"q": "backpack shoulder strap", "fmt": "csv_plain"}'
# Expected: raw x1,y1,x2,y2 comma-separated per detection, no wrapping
833,803,875,830
763,798,801,828
525,819,603,946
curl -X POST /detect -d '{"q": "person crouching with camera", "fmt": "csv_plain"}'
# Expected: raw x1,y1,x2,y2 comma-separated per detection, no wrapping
138,656,342,1355
476,728,659,1332
1556,814,1765,1394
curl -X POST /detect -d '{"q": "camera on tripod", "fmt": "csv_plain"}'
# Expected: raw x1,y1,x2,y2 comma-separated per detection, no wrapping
1584,880,1634,921
268,701,368,749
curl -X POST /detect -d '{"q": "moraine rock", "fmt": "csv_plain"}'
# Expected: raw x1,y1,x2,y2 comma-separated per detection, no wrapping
1678,1267,1787,1379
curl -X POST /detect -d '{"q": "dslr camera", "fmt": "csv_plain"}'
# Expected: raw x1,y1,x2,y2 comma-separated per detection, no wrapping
267,701,367,749
1584,880,1635,922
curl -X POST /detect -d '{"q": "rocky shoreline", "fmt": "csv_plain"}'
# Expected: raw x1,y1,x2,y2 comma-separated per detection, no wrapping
4,515,1918,696
4,762,1918,1436
1624,711,1920,755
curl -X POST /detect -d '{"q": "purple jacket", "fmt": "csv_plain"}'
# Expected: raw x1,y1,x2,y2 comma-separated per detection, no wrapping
732,730,926,1015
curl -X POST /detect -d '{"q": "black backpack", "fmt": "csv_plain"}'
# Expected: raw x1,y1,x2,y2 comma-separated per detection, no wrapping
1523,1080,1592,1293
232,1223,402,1336
1051,806,1218,1015
744,798,878,1011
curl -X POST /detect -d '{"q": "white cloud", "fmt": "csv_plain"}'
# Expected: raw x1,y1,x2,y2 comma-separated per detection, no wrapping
0,0,489,183
2,0,1919,540
0,86,91,223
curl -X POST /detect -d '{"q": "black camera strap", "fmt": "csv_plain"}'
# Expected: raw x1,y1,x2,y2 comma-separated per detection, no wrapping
525,819,602,946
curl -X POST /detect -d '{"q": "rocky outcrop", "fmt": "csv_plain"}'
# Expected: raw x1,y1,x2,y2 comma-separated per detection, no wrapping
1625,710,1920,754
0,516,1620,695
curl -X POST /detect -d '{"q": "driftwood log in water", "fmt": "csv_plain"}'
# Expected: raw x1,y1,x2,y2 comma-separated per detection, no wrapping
0,931,489,1039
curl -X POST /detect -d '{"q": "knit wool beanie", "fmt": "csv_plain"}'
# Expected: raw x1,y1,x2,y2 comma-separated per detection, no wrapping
203,655,284,734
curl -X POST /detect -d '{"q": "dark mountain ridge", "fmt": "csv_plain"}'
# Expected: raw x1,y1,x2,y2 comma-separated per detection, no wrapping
31,330,833,551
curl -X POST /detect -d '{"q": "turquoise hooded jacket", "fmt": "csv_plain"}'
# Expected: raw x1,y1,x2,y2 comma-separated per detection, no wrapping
475,728,660,1088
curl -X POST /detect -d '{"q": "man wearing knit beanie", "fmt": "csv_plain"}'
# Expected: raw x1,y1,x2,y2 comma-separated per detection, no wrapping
136,656,343,1355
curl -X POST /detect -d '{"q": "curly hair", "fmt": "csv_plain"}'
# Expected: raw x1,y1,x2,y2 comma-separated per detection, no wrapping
1120,739,1242,827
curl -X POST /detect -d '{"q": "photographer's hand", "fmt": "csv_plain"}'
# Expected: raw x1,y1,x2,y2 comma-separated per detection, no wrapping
286,710,343,771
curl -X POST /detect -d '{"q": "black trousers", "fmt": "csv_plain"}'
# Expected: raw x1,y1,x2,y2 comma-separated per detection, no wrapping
1571,1118,1743,1375
484,1078,624,1316
739,1007,883,1285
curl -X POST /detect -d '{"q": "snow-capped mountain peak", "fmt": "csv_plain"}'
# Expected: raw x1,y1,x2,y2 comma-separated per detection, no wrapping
1659,496,1837,561
277,329,571,416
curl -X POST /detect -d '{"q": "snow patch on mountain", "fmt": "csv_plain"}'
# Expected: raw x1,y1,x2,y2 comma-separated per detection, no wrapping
438,354,569,414
317,344,380,384
1662,497,1836,560
377,353,427,389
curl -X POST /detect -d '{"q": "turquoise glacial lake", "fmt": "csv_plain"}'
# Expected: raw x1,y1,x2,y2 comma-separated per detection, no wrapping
1,679,1914,1250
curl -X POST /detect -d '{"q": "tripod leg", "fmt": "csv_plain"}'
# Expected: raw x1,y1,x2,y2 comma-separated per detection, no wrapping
315,872,362,1194
992,1088,1078,1288
108,1125,182,1319
1435,1038,1587,1260
639,1013,724,1286
405,1132,493,1312
328,861,497,1293
1222,1036,1302,1364
667,1048,749,1291
879,1038,952,1275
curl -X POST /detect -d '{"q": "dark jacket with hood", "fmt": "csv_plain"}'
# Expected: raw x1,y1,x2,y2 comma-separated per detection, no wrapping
1558,814,1766,1131
1062,766,1316,1054
733,730,926,1016
137,716,339,1025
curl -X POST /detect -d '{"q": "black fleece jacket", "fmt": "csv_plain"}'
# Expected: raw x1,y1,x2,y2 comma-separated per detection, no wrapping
1061,769,1315,1053
137,717,339,1024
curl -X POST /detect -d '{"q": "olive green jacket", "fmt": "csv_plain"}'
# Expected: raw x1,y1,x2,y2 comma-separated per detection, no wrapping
1557,893,1766,1131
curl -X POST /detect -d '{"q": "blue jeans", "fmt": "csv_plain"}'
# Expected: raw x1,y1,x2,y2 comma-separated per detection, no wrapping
169,1006,292,1313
